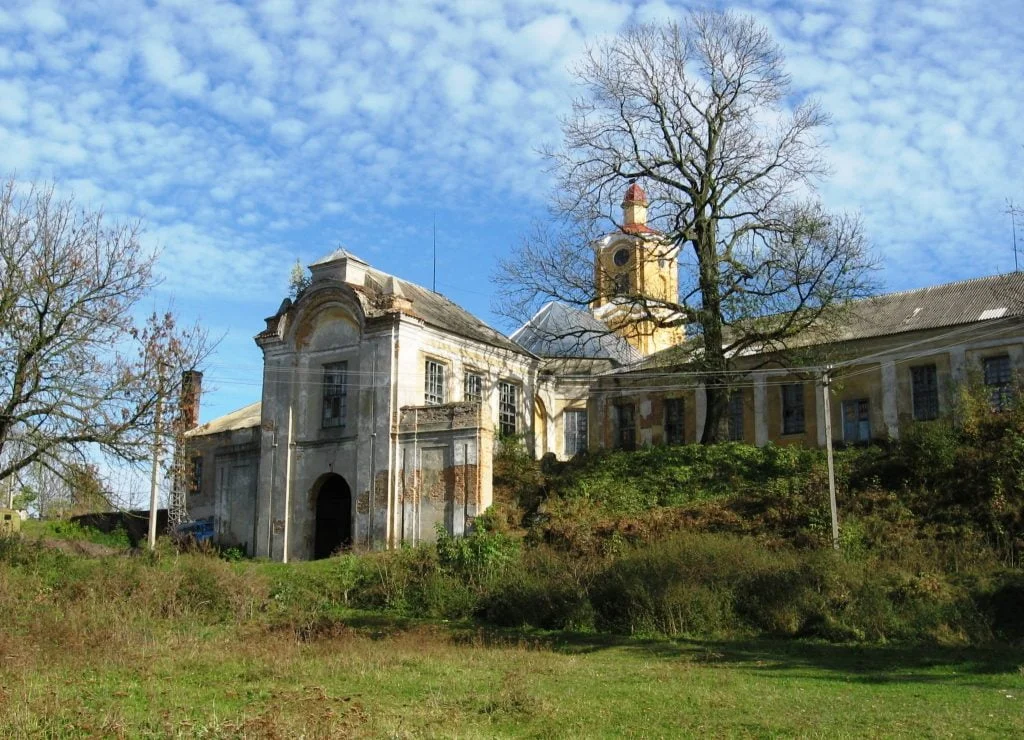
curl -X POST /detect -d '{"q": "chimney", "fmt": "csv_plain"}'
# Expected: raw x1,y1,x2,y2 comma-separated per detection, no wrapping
621,181,649,232
179,370,202,430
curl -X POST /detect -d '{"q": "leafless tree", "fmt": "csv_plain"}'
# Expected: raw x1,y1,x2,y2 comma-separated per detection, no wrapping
497,11,876,442
0,176,214,494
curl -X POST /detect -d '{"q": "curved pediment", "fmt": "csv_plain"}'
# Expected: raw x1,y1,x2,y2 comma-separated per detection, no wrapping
288,283,366,351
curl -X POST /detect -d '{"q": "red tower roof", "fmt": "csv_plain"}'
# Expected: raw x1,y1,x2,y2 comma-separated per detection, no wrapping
622,182,647,204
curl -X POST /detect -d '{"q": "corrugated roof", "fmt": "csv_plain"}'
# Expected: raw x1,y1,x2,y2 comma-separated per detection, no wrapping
617,272,1024,373
185,401,261,437
511,302,641,364
835,272,1024,341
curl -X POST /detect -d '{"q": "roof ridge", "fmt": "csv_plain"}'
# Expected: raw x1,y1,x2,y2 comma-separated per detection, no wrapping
858,271,1022,303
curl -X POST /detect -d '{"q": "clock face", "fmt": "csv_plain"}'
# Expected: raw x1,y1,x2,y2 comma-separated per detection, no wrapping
613,248,630,267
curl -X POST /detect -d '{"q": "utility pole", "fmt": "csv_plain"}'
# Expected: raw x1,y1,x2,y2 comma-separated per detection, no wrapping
821,366,840,550
147,372,165,550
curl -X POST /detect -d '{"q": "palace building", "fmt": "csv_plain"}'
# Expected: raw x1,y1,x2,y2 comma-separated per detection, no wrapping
184,185,1024,560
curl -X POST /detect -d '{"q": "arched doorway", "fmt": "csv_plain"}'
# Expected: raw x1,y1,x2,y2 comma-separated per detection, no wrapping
313,474,352,559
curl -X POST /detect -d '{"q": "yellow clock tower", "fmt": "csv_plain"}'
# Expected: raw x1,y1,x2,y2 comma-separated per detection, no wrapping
592,183,685,356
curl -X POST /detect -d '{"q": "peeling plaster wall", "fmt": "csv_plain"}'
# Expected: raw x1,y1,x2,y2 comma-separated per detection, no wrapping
395,403,490,545
184,426,259,555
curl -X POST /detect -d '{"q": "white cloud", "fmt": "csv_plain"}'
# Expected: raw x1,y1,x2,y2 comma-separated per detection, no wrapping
442,63,479,105
21,3,66,34
140,37,208,97
0,80,28,122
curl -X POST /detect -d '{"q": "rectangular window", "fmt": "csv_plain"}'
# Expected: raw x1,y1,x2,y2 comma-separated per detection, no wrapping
190,456,203,495
612,272,630,295
664,398,684,445
781,383,805,435
842,398,871,443
498,381,518,437
911,365,939,421
728,391,744,441
322,362,348,428
615,403,636,450
564,409,588,457
464,372,483,403
984,355,1013,411
425,359,446,405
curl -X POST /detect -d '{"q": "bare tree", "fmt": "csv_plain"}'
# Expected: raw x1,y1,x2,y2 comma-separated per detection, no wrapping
0,176,213,494
497,11,876,442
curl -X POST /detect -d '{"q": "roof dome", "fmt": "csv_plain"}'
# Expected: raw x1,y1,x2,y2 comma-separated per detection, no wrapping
622,182,647,205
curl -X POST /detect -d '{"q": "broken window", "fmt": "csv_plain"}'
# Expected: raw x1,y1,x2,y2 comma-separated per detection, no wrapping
781,383,805,435
464,371,483,403
728,391,744,441
425,359,446,405
842,398,871,443
499,381,518,437
564,409,588,456
984,355,1013,411
663,398,684,445
322,362,348,428
615,403,636,450
911,364,939,421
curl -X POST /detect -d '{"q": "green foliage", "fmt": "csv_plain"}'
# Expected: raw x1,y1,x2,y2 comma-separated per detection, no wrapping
22,519,132,550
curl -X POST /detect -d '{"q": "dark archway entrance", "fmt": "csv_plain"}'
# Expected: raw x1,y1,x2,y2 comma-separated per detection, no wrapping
314,474,352,559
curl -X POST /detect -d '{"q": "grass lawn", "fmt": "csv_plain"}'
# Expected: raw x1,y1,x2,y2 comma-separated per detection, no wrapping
2,616,1021,738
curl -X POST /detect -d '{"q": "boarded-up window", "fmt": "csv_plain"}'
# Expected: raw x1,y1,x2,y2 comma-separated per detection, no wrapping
984,355,1013,411
499,381,518,437
425,360,446,405
564,409,588,456
664,398,684,445
615,403,636,450
464,372,483,403
419,447,454,541
911,365,939,421
781,384,805,435
842,398,871,442
322,362,348,428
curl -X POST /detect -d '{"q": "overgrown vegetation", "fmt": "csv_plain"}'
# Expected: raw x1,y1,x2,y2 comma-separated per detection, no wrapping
5,393,1022,651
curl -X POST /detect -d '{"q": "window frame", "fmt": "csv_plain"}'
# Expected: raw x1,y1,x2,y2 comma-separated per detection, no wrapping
498,380,518,437
841,398,871,443
663,397,684,445
189,456,203,496
728,390,744,442
615,402,636,451
781,383,805,435
424,358,447,406
463,371,484,404
910,364,939,421
983,354,1013,411
321,361,349,429
563,408,588,457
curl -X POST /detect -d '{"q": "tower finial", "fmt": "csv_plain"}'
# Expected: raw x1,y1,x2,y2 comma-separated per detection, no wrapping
621,182,649,232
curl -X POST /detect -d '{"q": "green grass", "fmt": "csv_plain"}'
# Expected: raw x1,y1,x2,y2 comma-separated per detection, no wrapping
20,518,132,550
2,617,1021,737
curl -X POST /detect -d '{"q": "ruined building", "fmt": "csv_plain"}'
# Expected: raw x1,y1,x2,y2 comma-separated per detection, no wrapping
185,184,1024,560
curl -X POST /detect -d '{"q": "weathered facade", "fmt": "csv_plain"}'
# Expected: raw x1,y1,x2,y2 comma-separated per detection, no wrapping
589,274,1024,450
185,183,1023,561
187,249,542,560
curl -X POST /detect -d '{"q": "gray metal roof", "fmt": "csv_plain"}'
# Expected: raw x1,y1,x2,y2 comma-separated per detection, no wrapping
511,302,642,364
363,266,530,356
836,272,1024,341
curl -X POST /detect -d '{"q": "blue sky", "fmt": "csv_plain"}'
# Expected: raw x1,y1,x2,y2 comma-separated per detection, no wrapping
2,0,1023,424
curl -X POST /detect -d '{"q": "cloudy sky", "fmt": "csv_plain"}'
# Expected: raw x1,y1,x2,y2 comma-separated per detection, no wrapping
2,0,1022,422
